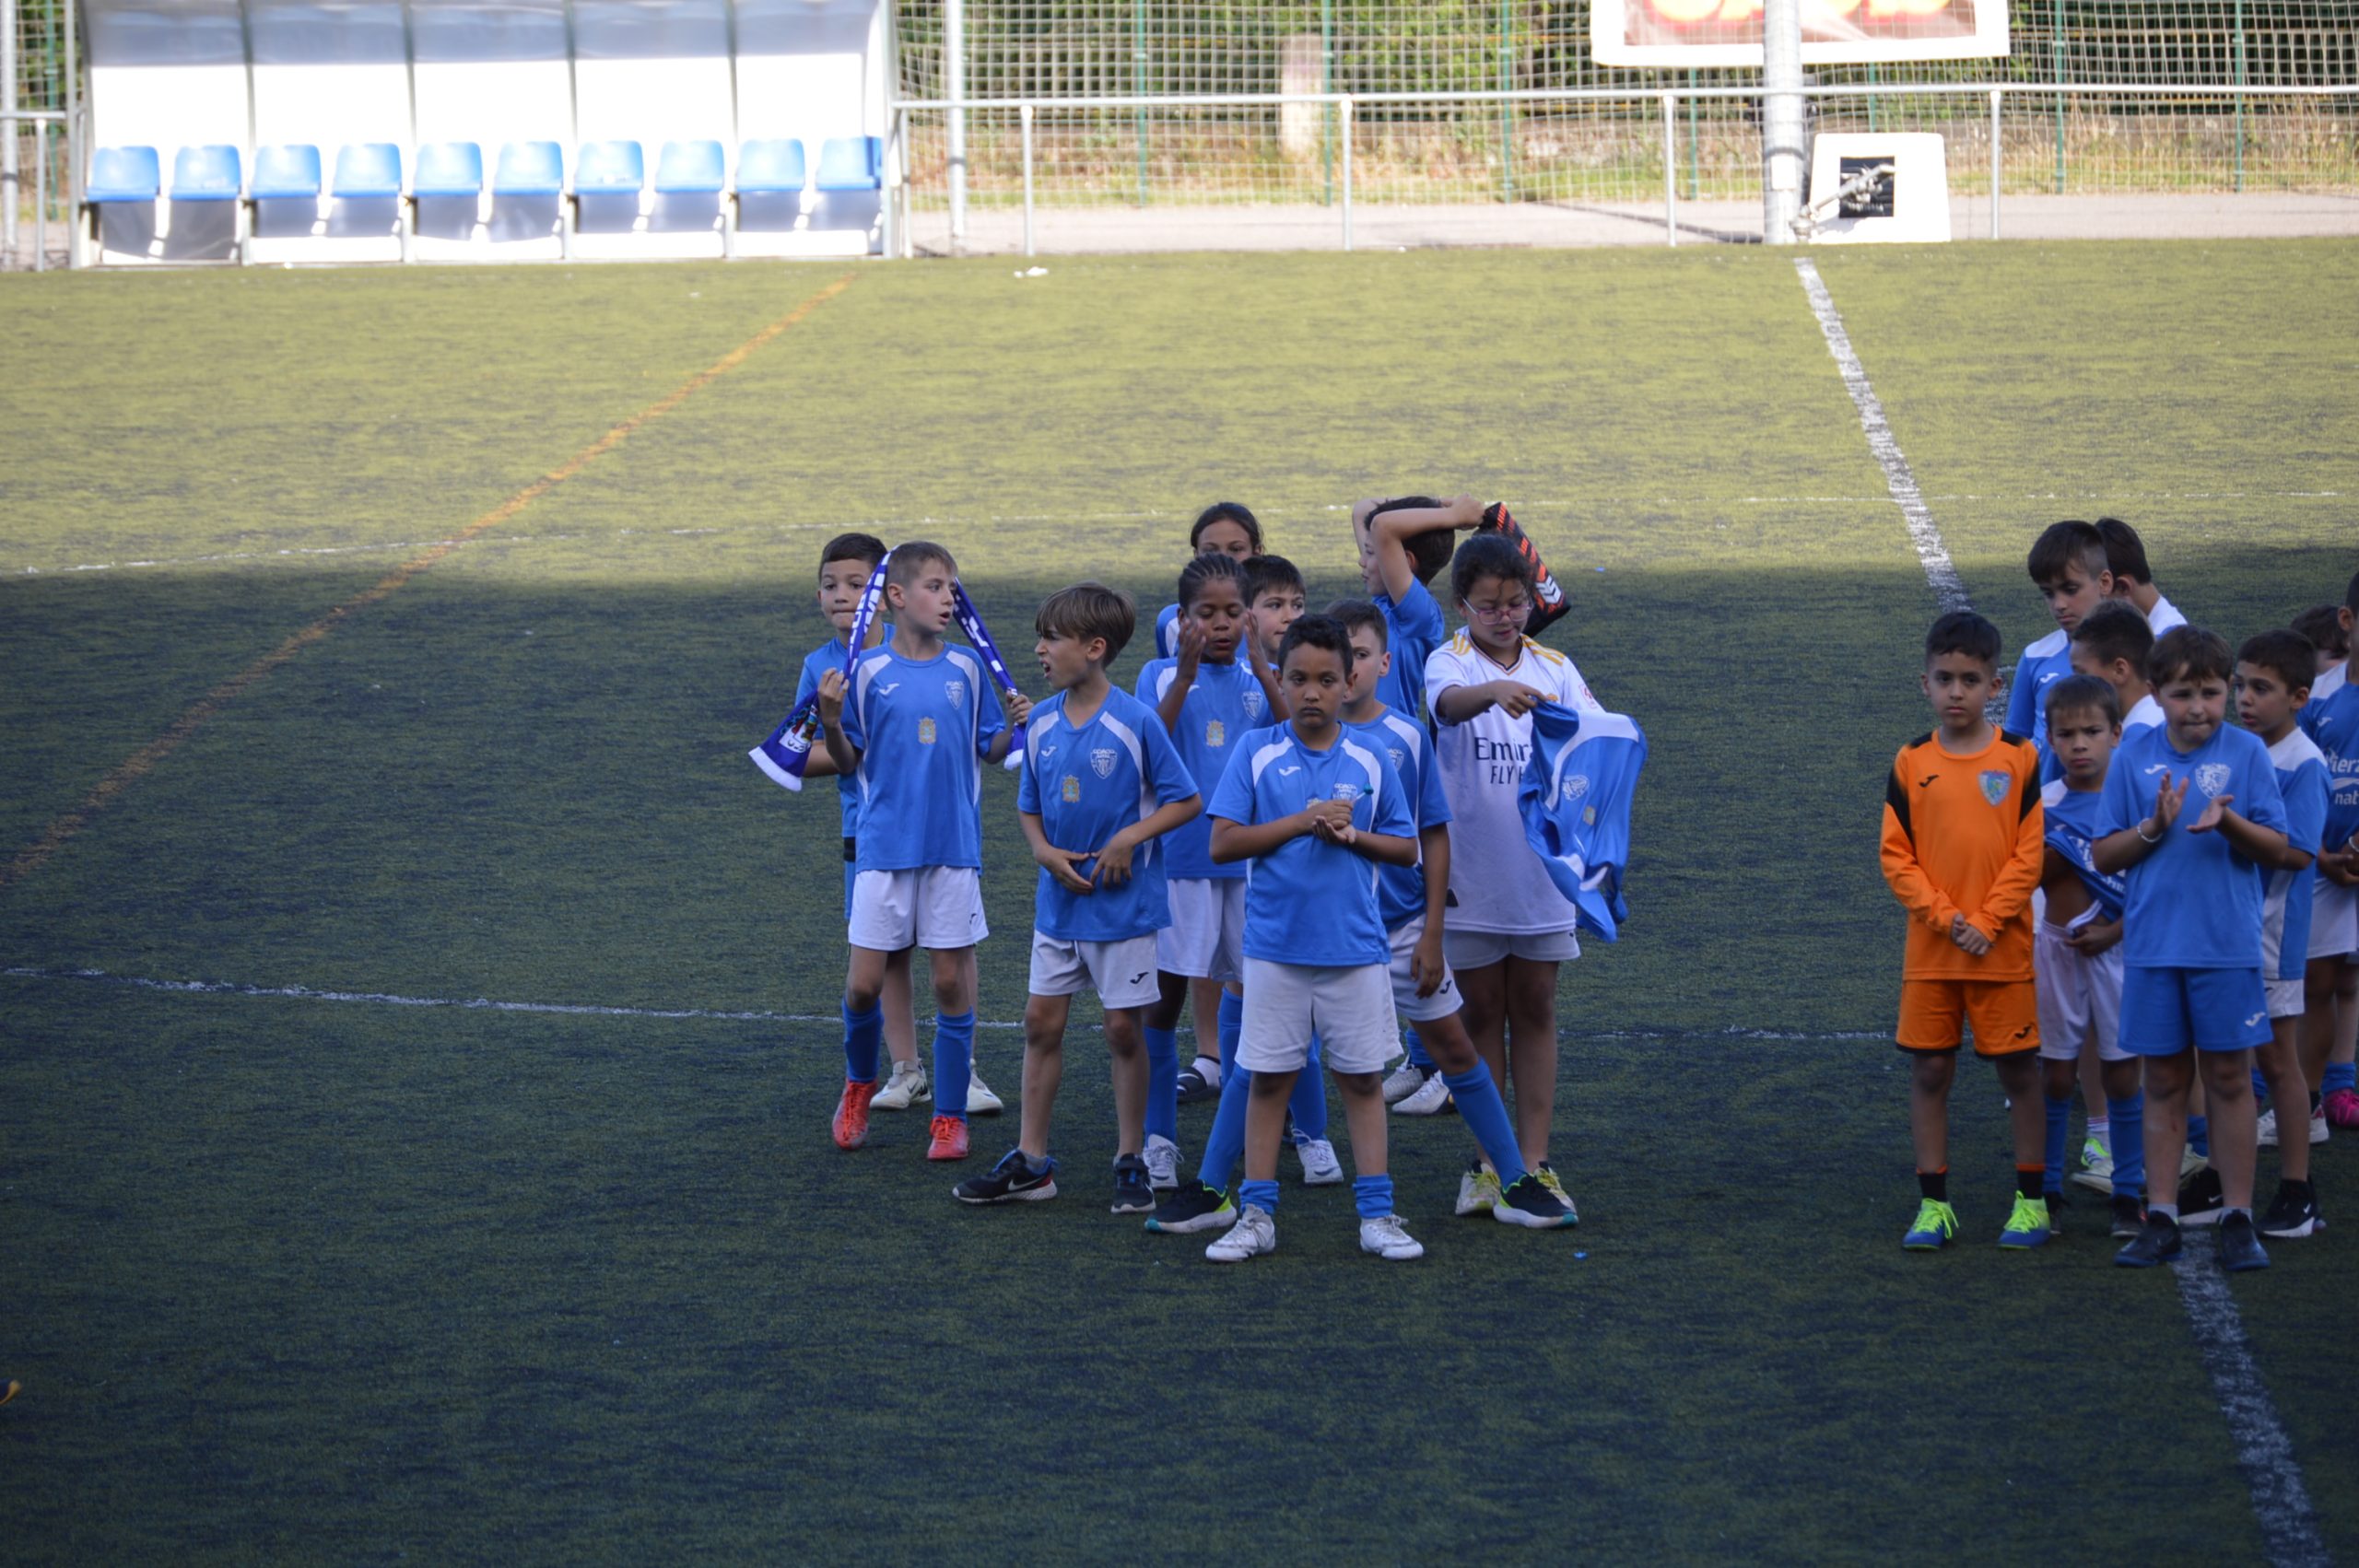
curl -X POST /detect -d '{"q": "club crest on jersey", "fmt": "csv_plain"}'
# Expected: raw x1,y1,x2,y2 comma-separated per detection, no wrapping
1242,688,1265,720
944,679,966,705
1978,769,2009,805
1206,720,1226,747
1329,782,1364,804
918,717,938,745
2195,763,2231,797
1062,775,1081,802
1560,774,1590,807
1090,748,1117,779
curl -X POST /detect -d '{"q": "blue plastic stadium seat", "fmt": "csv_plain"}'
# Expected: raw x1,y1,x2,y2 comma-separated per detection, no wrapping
734,138,806,194
574,140,644,194
87,145,160,203
815,135,882,192
412,142,483,197
251,144,321,200
494,141,566,196
333,143,404,199
170,145,243,201
654,139,725,195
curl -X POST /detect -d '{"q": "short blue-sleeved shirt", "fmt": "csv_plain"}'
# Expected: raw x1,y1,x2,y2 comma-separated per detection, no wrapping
794,638,861,837
2265,728,2331,982
2008,628,2076,775
1136,655,1273,882
1155,602,1183,660
1207,721,1416,968
1374,580,1447,720
1016,688,1199,942
2300,676,2359,852
842,641,1005,873
1348,704,1452,931
2099,721,2287,969
2039,778,2126,921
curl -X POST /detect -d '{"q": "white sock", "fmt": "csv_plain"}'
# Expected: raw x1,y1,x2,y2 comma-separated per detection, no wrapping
1191,1055,1222,1086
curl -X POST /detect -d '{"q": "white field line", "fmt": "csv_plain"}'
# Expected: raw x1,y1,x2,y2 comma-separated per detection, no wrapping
0,965,1883,1042
2168,1233,2332,1568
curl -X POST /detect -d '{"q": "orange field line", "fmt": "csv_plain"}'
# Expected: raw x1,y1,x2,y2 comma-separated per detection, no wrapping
1,272,859,895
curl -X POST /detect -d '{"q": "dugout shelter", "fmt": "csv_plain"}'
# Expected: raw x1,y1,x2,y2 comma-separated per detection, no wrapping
77,0,893,265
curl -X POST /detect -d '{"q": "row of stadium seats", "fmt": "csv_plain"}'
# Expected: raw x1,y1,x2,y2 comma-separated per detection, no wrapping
82,136,883,261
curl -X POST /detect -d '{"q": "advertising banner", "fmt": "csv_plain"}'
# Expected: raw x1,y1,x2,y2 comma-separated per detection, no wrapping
1592,0,2008,67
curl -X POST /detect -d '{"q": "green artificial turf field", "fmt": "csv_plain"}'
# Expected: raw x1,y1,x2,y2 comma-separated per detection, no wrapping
3,240,2355,1562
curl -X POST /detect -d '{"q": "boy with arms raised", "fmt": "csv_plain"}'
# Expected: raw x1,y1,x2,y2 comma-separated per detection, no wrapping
2234,629,2326,1236
956,585,1203,1211
2299,574,2359,1131
818,543,1032,1162
1881,612,2051,1252
2095,627,2289,1271
2034,676,2145,1237
1202,614,1426,1263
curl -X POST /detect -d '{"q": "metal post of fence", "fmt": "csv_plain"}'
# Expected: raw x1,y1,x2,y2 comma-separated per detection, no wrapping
1020,101,1034,257
1760,0,1803,242
1339,94,1352,252
1132,0,1147,206
65,0,78,267
1320,0,1333,207
1661,90,1676,247
1989,88,2002,240
2233,0,2247,193
945,0,967,251
2050,0,2065,193
34,117,46,270
1685,67,1698,199
4,3,20,264
1496,0,1514,203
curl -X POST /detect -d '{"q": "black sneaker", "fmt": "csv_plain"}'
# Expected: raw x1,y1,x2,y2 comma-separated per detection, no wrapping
1493,1173,1578,1230
1109,1154,1155,1214
2219,1211,2271,1272
2258,1182,2320,1240
2177,1166,2227,1227
1144,1178,1237,1235
952,1149,1058,1205
1175,1066,1222,1106
2116,1212,2183,1268
2043,1186,2070,1211
2109,1194,2147,1240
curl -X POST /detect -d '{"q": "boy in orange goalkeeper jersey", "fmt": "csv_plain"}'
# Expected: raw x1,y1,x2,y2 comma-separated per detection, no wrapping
1881,611,2050,1253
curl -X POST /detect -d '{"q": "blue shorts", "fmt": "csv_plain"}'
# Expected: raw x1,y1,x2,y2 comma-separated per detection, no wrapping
2118,965,2271,1056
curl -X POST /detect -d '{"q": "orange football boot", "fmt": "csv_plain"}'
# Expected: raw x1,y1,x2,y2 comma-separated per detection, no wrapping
832,1079,880,1150
926,1114,970,1161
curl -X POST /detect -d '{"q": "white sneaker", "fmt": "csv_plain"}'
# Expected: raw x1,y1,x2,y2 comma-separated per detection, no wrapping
2070,1151,2115,1195
967,1069,1004,1117
2312,1108,2331,1145
1205,1204,1276,1263
1455,1162,1500,1216
1380,1060,1428,1104
2080,1134,2109,1170
1297,1137,1344,1186
1144,1133,1181,1191
2258,1107,2280,1147
1394,1072,1453,1117
871,1061,929,1112
1359,1214,1425,1260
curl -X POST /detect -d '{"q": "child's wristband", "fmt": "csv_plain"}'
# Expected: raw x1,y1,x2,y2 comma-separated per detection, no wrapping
2136,819,2164,844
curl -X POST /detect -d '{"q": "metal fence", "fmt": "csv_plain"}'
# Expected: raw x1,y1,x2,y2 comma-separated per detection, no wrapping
4,0,73,270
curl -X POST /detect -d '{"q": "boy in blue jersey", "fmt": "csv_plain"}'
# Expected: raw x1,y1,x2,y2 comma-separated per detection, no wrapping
2035,676,2145,1237
792,532,933,1114
2235,629,2326,1237
2095,627,2291,1271
956,585,1203,1212
1138,554,1287,1177
2009,521,2117,771
817,542,1032,1164
2298,574,2359,1134
1202,615,1426,1263
2071,603,2165,739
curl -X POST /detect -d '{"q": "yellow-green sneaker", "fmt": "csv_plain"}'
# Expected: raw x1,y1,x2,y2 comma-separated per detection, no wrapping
1998,1193,2051,1249
1902,1198,1958,1250
1535,1162,1579,1223
1454,1162,1502,1216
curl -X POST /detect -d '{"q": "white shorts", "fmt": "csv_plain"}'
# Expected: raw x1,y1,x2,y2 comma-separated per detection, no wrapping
849,867,988,953
2268,977,2306,1019
1443,928,1580,971
2034,919,2129,1063
1237,955,1398,1075
1156,876,1246,982
2308,878,2359,961
1387,917,1462,1024
1029,930,1162,1011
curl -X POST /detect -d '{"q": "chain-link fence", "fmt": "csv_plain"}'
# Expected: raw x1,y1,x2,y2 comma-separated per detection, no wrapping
5,0,73,268
893,0,2359,209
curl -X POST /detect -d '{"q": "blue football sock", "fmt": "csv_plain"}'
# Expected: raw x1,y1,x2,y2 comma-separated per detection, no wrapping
2326,1061,2357,1095
842,1000,883,1083
1199,1070,1251,1193
1144,1025,1180,1143
933,1010,975,1119
2107,1092,2146,1199
1240,1176,1279,1215
1353,1174,1394,1220
1289,1036,1329,1140
1216,989,1243,1074
1443,1063,1526,1185
2043,1094,2072,1195
1405,1026,1435,1071
2187,1114,2210,1160
2252,1067,2270,1103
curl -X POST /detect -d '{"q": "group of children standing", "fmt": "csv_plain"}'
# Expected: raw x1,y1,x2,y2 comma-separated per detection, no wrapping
786,499,1607,1264
1884,516,2358,1274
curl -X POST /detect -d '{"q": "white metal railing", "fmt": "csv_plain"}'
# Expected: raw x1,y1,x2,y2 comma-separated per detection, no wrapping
886,80,2359,256
2,106,70,271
